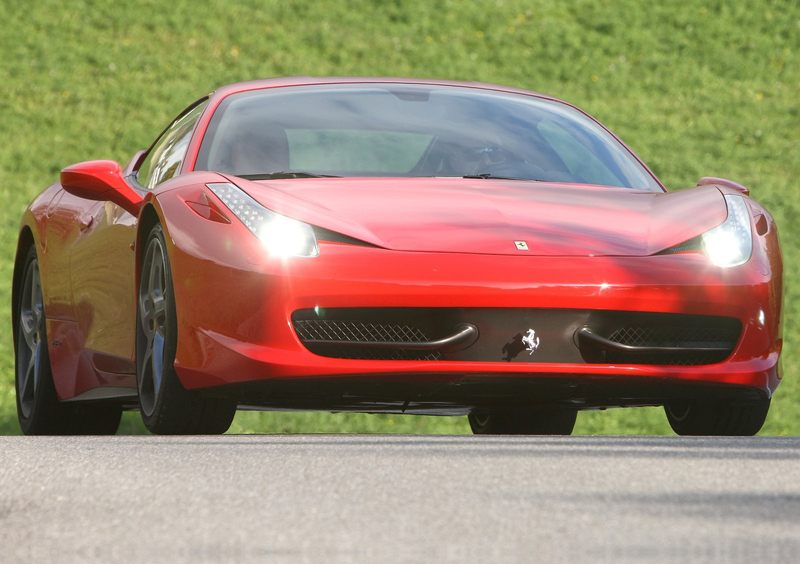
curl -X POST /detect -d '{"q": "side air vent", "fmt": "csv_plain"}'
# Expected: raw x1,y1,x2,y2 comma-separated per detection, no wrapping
657,236,703,255
312,226,379,248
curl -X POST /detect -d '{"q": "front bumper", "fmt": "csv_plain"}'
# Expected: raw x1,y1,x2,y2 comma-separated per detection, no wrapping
165,233,782,403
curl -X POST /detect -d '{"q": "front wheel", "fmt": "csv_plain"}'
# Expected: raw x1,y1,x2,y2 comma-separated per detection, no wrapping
468,408,577,435
665,397,770,436
136,224,236,434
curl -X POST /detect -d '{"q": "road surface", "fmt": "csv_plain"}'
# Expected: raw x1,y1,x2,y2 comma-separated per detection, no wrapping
1,435,799,563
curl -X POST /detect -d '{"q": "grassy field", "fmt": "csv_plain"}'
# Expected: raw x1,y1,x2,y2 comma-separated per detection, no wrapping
1,0,798,435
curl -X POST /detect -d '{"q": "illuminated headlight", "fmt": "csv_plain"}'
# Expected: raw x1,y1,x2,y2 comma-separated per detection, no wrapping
207,182,319,258
701,195,752,267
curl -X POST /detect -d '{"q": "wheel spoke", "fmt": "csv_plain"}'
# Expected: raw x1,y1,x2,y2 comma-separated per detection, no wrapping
152,332,165,394
152,295,167,325
139,344,153,384
137,341,154,415
148,244,162,296
30,266,43,328
140,239,167,340
21,312,36,349
20,263,38,349
139,295,155,338
29,265,39,317
21,345,37,402
33,340,41,394
138,292,149,318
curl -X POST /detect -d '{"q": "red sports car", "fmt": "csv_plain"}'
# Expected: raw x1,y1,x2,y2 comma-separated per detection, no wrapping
13,77,783,436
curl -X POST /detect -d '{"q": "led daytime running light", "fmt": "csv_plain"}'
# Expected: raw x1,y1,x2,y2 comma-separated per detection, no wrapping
701,195,752,267
207,182,319,258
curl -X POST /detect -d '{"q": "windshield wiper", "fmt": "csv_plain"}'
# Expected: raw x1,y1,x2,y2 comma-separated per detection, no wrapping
237,172,341,180
461,173,536,181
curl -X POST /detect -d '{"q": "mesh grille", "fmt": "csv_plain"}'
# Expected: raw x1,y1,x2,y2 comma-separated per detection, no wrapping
605,324,739,366
609,325,739,348
295,320,428,343
293,319,442,361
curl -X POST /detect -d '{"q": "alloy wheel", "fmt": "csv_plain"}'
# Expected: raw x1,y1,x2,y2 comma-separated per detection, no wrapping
17,258,44,419
138,235,169,417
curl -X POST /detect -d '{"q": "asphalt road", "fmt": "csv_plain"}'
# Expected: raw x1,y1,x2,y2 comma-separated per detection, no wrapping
1,435,799,563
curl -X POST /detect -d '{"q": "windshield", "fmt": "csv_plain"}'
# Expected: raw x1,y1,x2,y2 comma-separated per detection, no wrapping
195,84,661,191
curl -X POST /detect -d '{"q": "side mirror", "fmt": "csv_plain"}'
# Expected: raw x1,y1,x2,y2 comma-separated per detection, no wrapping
61,160,144,216
697,177,750,196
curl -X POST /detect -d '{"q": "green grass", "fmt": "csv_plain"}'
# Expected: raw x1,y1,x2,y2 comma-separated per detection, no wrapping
1,0,798,435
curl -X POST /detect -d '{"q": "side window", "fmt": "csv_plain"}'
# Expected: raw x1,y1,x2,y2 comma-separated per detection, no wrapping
137,100,207,189
537,119,624,187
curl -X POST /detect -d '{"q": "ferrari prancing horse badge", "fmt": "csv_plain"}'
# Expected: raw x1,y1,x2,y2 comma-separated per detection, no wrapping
522,328,540,355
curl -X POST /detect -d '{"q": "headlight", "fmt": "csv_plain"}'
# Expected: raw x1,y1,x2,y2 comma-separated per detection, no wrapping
701,194,752,267
207,182,319,258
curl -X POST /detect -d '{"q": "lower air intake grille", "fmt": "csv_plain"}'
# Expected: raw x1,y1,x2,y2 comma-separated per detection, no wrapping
293,319,442,361
604,322,741,366
292,308,742,366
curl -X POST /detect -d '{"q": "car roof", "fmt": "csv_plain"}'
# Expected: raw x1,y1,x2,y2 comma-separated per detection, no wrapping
208,76,563,104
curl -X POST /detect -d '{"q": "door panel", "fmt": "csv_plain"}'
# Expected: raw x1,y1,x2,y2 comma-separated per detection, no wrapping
41,190,95,321
70,200,138,369
43,190,106,399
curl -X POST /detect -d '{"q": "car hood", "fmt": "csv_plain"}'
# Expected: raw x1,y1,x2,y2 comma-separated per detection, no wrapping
233,177,727,257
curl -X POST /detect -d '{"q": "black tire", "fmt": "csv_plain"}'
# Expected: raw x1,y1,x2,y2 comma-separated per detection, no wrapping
15,246,122,435
136,224,236,434
665,397,770,436
468,408,577,435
